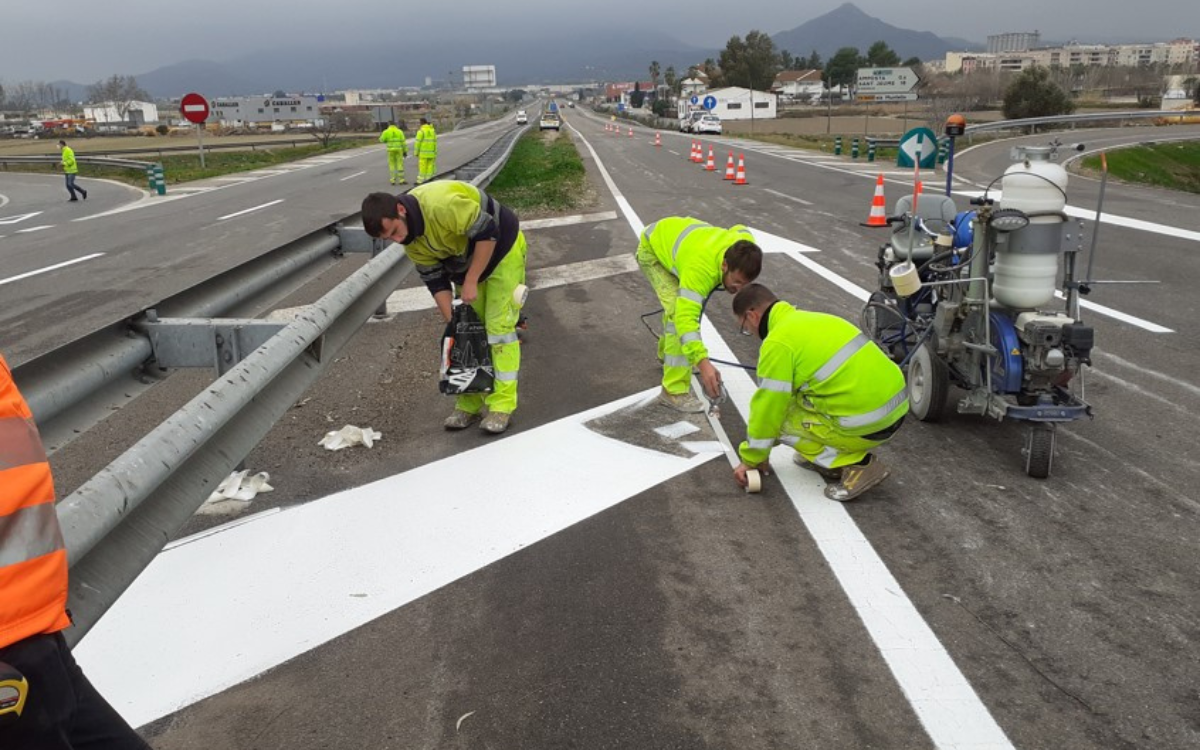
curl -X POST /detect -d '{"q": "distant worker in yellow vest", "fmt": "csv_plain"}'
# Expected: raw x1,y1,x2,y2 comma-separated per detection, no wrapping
378,121,408,185
731,284,908,501
415,117,438,184
637,216,762,413
57,140,88,202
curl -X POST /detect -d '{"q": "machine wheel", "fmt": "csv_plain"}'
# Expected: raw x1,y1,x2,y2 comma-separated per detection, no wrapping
907,341,950,422
1024,423,1056,479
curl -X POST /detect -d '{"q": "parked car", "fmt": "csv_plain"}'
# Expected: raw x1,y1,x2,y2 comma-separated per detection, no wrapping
539,112,561,131
517,110,528,124
678,110,705,132
692,114,722,135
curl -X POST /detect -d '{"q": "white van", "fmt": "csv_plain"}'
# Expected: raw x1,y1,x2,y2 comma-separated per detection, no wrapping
516,110,528,124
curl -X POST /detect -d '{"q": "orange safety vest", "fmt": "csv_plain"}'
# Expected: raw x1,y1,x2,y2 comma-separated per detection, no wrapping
0,353,70,649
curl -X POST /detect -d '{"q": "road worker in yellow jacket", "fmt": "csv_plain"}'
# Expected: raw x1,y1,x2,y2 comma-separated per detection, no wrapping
414,117,438,184
0,353,151,748
731,284,908,501
637,217,762,413
362,182,526,434
378,121,408,185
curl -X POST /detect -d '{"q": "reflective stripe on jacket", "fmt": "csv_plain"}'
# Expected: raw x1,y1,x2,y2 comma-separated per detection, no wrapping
415,124,438,157
61,146,78,174
378,125,407,153
0,353,70,649
640,216,754,366
738,303,909,466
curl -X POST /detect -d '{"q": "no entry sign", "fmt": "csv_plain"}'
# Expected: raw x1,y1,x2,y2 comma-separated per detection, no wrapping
180,93,210,124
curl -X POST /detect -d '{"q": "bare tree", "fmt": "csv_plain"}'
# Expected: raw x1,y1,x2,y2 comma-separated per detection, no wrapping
86,74,151,123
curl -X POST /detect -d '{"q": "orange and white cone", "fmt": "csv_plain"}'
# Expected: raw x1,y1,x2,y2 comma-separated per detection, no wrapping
705,146,716,171
723,152,736,180
862,174,888,227
694,141,704,163
655,131,661,147
691,141,699,162
733,154,747,185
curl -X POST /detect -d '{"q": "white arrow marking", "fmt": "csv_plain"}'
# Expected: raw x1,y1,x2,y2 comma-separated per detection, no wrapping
0,211,42,225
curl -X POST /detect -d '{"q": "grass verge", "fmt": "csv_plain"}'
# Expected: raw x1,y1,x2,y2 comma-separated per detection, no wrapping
1081,142,1200,194
485,129,590,214
0,139,365,187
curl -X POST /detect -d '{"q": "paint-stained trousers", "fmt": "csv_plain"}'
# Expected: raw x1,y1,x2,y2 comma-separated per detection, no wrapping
417,156,436,184
386,150,406,183
779,399,899,469
456,232,527,416
635,242,691,395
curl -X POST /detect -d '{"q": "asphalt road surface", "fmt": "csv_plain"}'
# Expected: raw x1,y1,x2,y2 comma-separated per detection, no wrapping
17,110,1200,749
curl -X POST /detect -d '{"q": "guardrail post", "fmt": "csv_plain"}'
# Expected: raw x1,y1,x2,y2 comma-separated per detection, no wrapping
867,140,876,162
834,136,842,156
153,163,166,195
851,137,860,159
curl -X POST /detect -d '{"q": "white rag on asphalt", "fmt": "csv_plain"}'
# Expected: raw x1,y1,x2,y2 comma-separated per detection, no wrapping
318,425,383,451
197,470,275,515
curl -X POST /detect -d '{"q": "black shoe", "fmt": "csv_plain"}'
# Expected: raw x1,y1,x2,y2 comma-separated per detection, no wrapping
81,190,88,200
68,198,79,202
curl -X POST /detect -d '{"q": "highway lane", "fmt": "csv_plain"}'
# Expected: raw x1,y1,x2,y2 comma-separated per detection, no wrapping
66,108,1200,749
0,117,521,364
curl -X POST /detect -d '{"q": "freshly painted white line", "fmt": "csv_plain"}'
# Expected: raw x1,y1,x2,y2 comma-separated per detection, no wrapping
385,254,639,315
1061,205,1200,243
339,170,368,181
15,225,53,234
762,188,814,206
520,211,618,229
568,122,644,236
1053,291,1173,333
700,318,1014,750
217,199,284,221
75,389,717,728
1094,348,1200,399
0,253,105,286
747,227,822,255
587,125,1014,749
0,211,42,225
654,421,701,439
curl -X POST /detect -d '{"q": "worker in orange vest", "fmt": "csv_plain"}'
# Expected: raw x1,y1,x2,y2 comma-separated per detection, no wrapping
0,353,151,749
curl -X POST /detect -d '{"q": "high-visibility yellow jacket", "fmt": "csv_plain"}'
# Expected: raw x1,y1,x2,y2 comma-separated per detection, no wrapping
0,353,70,649
641,217,755,366
378,124,407,154
415,123,438,158
61,146,78,174
399,181,519,296
738,302,909,466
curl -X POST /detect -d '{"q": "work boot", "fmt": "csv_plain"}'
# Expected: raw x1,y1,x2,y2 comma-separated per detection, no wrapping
444,409,481,430
480,411,511,434
824,455,890,502
792,452,843,482
81,189,88,200
656,388,706,414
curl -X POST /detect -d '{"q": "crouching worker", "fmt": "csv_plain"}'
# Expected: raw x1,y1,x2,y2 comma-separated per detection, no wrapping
362,182,527,434
731,284,908,501
637,217,762,413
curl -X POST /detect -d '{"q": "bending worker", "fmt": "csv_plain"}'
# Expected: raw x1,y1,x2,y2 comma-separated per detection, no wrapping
414,117,438,185
361,182,526,434
0,352,152,749
731,284,908,502
637,217,762,413
378,121,408,185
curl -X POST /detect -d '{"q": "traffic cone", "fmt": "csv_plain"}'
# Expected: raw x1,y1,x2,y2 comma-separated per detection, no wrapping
628,126,634,138
862,174,888,227
733,154,747,185
705,146,716,171
690,140,699,162
724,152,736,180
694,141,704,164
654,131,662,147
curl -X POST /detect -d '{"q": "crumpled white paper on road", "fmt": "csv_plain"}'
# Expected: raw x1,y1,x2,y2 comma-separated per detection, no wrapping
197,470,275,515
318,425,382,451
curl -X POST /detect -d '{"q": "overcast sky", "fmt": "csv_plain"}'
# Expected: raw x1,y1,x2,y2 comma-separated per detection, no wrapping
1,1,1191,83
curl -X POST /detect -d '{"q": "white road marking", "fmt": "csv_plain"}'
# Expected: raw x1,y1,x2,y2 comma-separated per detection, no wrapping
0,253,105,286
762,188,813,206
573,123,1015,750
75,389,717,728
0,211,42,225
748,227,822,255
338,170,368,181
1053,291,1174,333
15,225,53,234
520,211,618,229
217,199,284,221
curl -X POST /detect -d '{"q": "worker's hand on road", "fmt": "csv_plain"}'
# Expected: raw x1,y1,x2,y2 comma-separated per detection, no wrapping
460,281,478,304
698,359,722,399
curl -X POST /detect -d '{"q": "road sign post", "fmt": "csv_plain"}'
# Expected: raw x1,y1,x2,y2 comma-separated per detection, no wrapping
180,92,210,169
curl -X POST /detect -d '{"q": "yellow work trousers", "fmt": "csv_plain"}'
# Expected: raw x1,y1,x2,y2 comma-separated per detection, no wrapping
635,243,691,395
417,157,436,184
387,151,406,183
456,233,527,416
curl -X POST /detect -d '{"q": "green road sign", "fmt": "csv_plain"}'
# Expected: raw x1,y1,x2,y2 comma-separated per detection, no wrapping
898,127,938,169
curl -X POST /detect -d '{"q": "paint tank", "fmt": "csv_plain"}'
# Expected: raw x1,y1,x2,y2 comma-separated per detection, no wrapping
993,148,1067,309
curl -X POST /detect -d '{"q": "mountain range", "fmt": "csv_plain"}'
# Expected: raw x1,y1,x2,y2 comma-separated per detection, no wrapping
58,4,983,99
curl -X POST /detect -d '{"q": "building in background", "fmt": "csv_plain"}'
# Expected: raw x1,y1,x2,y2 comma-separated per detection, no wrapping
703,87,777,121
82,100,159,126
208,96,323,128
771,70,824,102
462,65,498,91
987,31,1041,54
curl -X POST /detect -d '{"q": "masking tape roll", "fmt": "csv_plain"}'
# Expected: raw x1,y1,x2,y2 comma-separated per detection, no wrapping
745,469,762,494
889,262,921,298
512,284,529,309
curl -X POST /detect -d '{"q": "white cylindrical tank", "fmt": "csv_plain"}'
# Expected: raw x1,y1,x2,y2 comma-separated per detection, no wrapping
993,148,1068,309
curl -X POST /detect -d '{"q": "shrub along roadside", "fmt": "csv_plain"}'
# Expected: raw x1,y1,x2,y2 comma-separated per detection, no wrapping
485,129,589,214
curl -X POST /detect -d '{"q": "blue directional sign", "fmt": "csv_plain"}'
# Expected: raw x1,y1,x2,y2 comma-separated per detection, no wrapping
703,95,717,111
690,95,699,105
617,103,625,112
317,94,325,102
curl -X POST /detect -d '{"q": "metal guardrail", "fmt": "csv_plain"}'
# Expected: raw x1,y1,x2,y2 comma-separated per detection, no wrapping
964,110,1192,134
0,136,375,161
8,123,526,644
0,154,157,170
